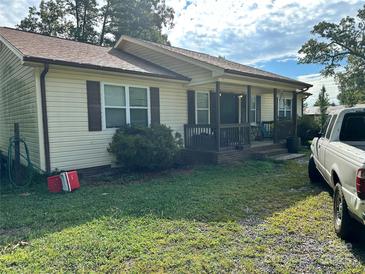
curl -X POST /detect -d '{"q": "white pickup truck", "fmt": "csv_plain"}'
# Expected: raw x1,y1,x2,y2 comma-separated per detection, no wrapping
309,107,365,240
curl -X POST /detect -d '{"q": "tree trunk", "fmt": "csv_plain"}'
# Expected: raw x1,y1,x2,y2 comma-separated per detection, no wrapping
99,0,110,46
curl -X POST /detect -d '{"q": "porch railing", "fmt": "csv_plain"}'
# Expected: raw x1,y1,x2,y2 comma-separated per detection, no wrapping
184,123,250,151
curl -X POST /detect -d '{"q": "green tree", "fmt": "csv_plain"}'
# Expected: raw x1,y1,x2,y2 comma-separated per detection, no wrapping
66,0,100,43
101,0,175,46
336,56,365,106
298,4,365,106
314,86,330,130
17,0,70,37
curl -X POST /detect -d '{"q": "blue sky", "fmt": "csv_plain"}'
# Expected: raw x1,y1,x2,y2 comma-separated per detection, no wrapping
0,0,363,80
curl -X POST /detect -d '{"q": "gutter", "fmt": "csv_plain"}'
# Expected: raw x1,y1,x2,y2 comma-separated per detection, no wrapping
40,63,51,174
224,69,313,88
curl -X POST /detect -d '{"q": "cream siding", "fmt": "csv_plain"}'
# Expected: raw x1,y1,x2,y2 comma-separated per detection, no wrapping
0,42,40,168
45,67,187,171
121,42,213,84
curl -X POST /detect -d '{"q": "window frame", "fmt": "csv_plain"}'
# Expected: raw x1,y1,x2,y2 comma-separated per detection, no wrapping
101,82,151,130
195,91,210,125
250,95,257,124
278,97,292,119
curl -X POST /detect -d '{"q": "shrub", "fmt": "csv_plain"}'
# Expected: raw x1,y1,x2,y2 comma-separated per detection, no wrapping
108,125,182,171
298,116,321,146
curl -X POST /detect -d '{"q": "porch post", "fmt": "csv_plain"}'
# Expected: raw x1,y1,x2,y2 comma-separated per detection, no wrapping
292,91,298,136
215,81,221,151
273,88,278,143
246,85,252,145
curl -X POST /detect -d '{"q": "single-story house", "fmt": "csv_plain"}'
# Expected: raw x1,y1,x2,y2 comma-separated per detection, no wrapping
0,27,312,173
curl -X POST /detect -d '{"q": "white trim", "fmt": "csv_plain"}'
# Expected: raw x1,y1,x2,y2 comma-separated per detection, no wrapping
0,33,23,60
278,97,292,119
101,82,151,130
115,36,220,72
34,68,46,171
195,91,210,124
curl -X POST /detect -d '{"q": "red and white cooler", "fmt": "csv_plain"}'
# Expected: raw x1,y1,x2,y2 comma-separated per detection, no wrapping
60,171,80,192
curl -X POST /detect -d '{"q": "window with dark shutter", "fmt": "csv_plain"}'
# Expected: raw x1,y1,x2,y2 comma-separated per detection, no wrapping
86,81,102,131
256,95,261,123
150,87,160,126
187,90,195,125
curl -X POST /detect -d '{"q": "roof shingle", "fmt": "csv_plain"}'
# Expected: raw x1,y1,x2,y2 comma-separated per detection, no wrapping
0,27,189,81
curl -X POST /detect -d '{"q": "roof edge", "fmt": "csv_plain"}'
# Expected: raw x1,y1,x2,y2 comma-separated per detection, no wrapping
224,69,313,88
23,56,191,81
0,31,24,59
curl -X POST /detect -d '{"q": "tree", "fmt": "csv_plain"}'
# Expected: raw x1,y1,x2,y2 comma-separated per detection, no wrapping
66,0,100,43
17,0,175,46
298,4,365,106
101,0,175,46
336,56,365,106
314,86,330,130
18,0,70,37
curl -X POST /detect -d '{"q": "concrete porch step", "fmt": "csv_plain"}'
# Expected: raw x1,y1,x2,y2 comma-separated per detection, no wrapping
251,148,287,159
268,153,305,161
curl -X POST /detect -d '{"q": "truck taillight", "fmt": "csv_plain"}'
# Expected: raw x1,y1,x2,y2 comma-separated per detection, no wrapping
356,169,365,200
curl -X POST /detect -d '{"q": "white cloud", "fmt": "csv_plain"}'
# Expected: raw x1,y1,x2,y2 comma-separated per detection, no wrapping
0,0,39,27
165,0,364,65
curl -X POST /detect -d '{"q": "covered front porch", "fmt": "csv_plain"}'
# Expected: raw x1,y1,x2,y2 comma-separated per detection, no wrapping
183,79,300,153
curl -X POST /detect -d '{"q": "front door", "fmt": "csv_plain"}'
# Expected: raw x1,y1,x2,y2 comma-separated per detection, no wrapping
220,93,239,124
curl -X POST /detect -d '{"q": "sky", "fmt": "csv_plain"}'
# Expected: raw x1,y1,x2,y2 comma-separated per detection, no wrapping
0,0,363,105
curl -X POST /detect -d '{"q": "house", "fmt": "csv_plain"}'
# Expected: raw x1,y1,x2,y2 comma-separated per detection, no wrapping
304,104,365,116
0,27,312,173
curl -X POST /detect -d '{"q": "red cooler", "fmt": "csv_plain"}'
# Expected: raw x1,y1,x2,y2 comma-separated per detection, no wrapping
47,175,62,193
60,171,80,192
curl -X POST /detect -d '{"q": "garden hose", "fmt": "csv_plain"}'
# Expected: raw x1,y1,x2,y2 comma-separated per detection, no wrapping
7,136,33,187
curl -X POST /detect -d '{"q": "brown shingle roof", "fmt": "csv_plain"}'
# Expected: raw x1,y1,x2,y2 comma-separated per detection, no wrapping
0,27,189,81
125,36,312,88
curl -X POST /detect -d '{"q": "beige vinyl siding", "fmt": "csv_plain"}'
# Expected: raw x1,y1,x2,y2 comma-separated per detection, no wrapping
0,42,40,168
46,67,187,171
122,42,213,83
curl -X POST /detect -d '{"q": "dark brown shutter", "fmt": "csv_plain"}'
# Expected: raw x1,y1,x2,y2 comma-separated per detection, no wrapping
241,94,247,123
210,91,216,125
150,87,160,126
86,81,102,131
256,95,261,123
187,90,195,125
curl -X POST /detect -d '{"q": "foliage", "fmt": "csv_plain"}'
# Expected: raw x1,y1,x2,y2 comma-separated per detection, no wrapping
298,5,365,106
1,160,364,272
314,86,330,130
297,115,321,146
17,0,175,46
108,125,182,171
17,0,71,37
336,56,365,106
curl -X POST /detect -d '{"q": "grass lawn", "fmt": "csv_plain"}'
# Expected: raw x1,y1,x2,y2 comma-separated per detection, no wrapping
0,159,364,272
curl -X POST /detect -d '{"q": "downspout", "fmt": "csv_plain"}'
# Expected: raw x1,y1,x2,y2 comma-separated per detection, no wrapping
40,63,50,174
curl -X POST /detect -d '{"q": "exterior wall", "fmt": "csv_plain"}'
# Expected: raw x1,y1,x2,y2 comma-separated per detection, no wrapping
0,42,40,168
121,42,214,84
45,67,187,171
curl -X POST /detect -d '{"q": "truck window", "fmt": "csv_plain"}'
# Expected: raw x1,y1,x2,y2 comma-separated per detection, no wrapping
340,113,365,141
325,115,337,139
321,115,331,136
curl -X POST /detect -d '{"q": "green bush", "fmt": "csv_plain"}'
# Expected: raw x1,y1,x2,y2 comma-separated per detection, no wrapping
298,116,321,146
108,125,182,171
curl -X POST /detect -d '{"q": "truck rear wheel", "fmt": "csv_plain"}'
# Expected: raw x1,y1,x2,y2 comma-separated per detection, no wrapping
308,157,322,183
333,184,356,240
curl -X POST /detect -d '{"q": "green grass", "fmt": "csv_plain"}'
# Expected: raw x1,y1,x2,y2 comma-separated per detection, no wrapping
0,160,364,272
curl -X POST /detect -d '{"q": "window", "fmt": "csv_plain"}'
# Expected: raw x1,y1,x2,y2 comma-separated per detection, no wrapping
196,91,210,124
278,98,292,119
325,115,337,139
250,96,256,123
340,113,365,141
103,84,150,129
